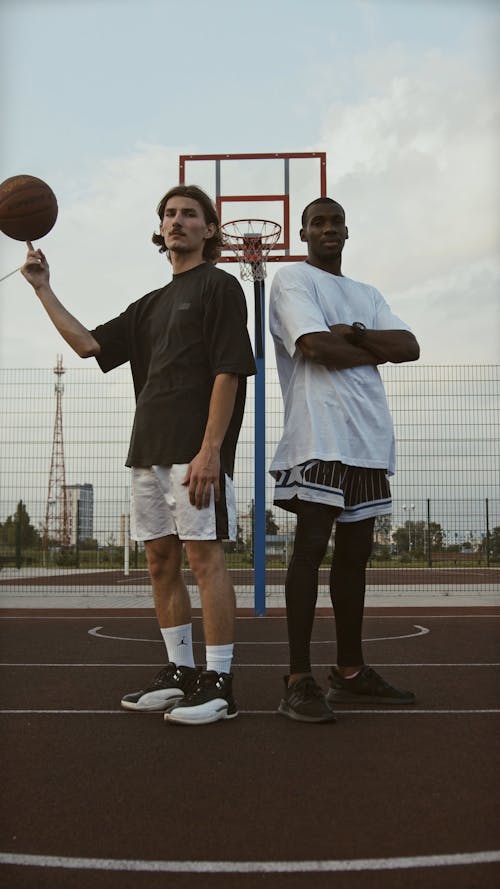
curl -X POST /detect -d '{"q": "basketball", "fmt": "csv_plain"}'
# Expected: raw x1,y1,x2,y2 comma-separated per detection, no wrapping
0,174,58,241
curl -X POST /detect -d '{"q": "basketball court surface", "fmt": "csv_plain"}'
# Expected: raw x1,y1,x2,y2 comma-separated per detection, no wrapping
1,605,499,889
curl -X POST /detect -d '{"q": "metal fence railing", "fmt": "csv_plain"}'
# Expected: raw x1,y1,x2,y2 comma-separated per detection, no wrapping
0,364,499,602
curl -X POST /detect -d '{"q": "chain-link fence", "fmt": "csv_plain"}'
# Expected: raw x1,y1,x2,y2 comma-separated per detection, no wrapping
0,364,498,600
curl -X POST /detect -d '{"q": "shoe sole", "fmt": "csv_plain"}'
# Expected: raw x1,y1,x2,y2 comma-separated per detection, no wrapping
165,708,238,726
327,691,416,705
120,693,184,712
278,701,336,723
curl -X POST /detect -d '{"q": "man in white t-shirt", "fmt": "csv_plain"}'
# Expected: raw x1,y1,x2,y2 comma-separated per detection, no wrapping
269,197,420,722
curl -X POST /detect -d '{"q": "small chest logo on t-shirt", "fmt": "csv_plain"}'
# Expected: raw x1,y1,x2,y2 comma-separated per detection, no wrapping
177,302,191,310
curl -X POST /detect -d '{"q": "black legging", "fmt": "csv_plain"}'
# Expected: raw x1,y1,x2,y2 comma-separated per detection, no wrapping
284,501,375,673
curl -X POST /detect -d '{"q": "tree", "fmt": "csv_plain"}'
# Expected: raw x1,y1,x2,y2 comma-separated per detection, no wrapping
244,503,281,557
392,520,444,556
374,515,392,544
428,521,444,550
266,509,280,536
392,524,410,554
489,526,500,558
0,501,42,568
235,522,244,552
0,500,42,549
79,538,99,551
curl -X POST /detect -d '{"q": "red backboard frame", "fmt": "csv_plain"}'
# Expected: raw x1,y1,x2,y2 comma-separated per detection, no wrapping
179,152,327,262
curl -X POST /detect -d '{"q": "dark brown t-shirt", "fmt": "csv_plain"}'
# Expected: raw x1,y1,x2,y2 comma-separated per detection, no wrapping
91,262,256,475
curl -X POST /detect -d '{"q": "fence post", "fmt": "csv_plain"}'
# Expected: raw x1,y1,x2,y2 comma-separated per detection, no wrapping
485,498,490,568
75,501,80,568
15,509,22,569
123,514,130,577
426,498,432,568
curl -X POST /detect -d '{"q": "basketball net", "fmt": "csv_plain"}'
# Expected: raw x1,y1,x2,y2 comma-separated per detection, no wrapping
221,219,281,281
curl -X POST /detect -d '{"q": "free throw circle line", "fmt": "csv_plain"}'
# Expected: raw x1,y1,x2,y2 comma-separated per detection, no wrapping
0,849,499,873
87,624,430,644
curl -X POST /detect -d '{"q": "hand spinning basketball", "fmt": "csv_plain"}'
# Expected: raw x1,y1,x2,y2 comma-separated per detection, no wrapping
21,242,50,290
0,174,58,241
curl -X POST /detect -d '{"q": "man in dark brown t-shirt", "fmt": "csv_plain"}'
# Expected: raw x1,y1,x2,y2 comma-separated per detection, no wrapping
22,184,255,726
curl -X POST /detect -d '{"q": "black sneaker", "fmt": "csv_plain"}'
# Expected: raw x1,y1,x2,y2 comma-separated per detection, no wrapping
120,663,200,711
278,675,336,723
165,671,238,725
326,665,416,705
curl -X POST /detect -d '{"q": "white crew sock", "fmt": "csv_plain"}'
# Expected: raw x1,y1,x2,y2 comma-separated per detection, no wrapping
160,624,195,668
206,643,234,675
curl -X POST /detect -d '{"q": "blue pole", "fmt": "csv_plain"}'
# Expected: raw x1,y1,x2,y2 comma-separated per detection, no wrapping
253,279,266,615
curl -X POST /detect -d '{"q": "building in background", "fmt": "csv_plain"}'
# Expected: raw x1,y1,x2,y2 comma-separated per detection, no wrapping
65,483,94,545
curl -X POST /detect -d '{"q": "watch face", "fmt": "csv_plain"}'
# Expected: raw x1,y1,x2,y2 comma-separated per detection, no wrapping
353,322,366,334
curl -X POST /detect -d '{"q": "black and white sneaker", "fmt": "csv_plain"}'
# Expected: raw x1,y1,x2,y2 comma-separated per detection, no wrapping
164,670,238,725
120,663,200,712
326,665,416,705
278,675,336,723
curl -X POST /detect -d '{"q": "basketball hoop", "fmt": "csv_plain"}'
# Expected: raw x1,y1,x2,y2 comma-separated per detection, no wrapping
221,219,281,281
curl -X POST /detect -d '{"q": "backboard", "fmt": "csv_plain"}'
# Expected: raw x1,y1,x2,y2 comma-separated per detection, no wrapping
179,152,327,263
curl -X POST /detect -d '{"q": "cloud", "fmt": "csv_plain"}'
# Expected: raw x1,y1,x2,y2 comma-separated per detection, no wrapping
316,47,499,361
0,144,181,367
396,255,500,363
1,41,498,368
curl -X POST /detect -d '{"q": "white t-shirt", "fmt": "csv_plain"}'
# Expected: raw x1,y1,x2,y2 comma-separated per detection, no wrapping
269,262,412,476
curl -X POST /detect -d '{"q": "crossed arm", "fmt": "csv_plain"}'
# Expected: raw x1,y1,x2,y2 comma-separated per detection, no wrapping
297,323,420,370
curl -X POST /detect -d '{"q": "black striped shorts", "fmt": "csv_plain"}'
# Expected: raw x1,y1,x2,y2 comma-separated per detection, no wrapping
272,459,392,523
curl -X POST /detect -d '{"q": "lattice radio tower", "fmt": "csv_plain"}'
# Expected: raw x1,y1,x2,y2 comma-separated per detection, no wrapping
44,354,70,547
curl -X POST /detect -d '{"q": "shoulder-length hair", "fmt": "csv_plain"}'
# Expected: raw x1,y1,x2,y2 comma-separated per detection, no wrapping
152,184,223,263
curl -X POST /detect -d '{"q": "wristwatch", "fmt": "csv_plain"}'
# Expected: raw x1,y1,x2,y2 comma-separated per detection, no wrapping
347,321,367,345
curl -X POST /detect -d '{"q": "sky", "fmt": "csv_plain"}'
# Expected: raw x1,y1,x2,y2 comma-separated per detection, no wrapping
0,0,499,369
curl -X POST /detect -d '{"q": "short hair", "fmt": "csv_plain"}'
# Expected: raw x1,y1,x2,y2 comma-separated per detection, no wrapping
301,197,346,228
152,184,223,263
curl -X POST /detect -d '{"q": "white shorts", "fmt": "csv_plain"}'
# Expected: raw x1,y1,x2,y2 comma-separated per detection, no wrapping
130,465,237,542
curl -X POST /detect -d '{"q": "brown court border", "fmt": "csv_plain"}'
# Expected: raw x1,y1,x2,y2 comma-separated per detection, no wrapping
1,567,498,587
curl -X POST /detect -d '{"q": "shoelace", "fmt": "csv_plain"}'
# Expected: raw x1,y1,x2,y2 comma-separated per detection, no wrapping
361,667,388,687
295,677,324,699
150,664,177,688
182,671,223,702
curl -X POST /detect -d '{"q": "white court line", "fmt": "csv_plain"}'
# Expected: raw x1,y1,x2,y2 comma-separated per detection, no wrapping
1,708,499,715
0,614,498,620
0,850,499,873
1,662,499,668
87,625,430,644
